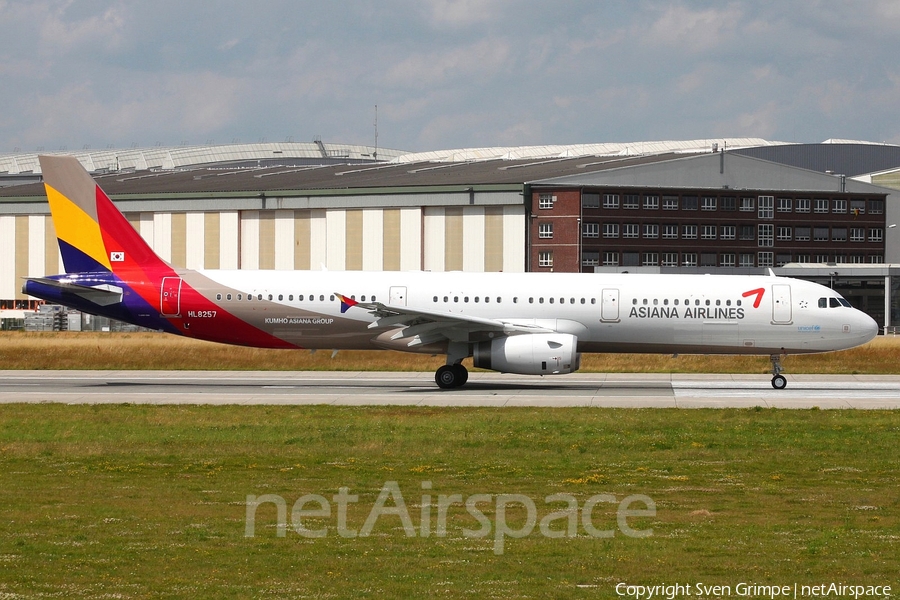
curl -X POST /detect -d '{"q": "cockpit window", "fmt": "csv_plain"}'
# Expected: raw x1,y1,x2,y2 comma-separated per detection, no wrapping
820,296,852,308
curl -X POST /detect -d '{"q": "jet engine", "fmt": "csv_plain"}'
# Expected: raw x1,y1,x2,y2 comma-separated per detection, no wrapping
473,333,580,375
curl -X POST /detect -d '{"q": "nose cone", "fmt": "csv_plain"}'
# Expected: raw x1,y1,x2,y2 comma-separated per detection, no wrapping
858,311,879,344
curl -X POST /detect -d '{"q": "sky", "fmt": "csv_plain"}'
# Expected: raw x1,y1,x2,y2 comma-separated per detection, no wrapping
1,0,899,154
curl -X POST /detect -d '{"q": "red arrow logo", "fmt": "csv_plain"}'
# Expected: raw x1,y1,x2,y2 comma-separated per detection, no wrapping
742,287,765,308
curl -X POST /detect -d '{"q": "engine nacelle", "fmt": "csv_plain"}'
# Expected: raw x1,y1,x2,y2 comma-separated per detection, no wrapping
473,333,581,375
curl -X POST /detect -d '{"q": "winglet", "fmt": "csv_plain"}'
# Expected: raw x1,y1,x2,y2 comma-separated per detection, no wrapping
335,292,357,314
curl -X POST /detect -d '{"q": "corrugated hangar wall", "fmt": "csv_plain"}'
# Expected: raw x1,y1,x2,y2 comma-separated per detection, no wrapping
1,205,525,301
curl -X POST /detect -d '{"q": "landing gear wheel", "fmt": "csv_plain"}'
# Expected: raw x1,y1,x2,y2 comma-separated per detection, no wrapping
436,364,468,389
769,353,787,390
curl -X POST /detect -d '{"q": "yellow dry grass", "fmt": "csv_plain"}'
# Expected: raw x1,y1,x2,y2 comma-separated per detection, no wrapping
1,331,898,373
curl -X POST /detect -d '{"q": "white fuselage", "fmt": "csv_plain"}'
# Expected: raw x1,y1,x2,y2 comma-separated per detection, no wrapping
187,270,878,355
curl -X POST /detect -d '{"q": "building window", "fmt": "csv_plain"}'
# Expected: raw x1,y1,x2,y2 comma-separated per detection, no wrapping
603,194,620,209
758,224,774,247
834,254,847,264
623,194,639,209
721,225,736,240
661,253,678,267
814,198,829,213
700,253,717,267
870,255,884,263
583,222,600,238
682,196,698,211
701,196,717,211
538,222,553,238
642,252,659,266
701,225,717,240
643,195,659,210
758,195,774,219
623,252,640,266
682,225,698,239
740,225,755,241
581,193,600,208
603,223,619,238
832,227,847,242
739,253,755,267
850,199,865,215
643,224,659,239
721,197,736,211
833,199,847,214
539,194,555,209
623,224,639,238
603,251,619,266
813,227,829,242
869,199,884,214
777,197,792,212
662,224,679,239
582,251,600,267
851,255,866,264
850,228,865,242
758,252,774,267
740,197,755,212
815,254,830,263
797,254,810,263
538,251,553,267
795,227,811,241
777,226,792,241
796,198,811,213
662,196,678,210
720,253,735,267
869,228,884,242
682,253,698,267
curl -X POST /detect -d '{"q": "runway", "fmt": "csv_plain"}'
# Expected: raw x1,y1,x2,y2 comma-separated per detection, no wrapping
1,371,899,408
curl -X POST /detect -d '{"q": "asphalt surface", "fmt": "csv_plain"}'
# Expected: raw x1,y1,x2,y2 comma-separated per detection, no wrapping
1,371,899,408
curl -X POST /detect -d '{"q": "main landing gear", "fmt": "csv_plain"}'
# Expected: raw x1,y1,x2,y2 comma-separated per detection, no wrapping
770,353,787,390
435,364,468,389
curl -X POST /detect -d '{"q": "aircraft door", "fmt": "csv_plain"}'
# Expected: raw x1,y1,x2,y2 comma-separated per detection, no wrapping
389,286,407,306
771,284,792,324
600,288,620,322
160,277,182,317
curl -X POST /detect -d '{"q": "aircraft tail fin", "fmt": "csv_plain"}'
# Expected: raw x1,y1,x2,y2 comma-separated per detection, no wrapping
39,155,168,275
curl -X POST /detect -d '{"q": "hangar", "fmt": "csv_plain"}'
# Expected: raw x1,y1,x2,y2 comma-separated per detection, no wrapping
2,138,900,329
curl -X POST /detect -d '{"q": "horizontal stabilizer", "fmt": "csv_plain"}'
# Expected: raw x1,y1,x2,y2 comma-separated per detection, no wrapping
24,278,123,306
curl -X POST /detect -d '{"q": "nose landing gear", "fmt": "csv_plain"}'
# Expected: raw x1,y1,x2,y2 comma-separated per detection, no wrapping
770,353,787,389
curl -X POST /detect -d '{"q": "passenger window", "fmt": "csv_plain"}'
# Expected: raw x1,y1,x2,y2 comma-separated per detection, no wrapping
237,294,242,300
591,298,596,304
433,296,438,302
443,296,448,302
549,298,555,304
278,294,283,301
226,294,232,301
361,296,366,302
484,297,490,303
570,298,575,304
258,294,263,301
581,298,585,304
454,296,459,302
497,297,502,303
248,295,253,301
633,298,638,305
726,300,731,306
736,300,741,307
216,293,222,301
474,297,480,303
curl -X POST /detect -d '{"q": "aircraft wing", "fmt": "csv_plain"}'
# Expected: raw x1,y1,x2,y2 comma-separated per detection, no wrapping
335,293,553,346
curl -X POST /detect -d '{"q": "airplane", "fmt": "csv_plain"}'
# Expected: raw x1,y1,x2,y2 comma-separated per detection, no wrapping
23,155,878,390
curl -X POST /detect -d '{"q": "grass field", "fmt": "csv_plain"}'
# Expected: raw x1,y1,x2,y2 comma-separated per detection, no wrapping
1,331,899,373
1,405,898,598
